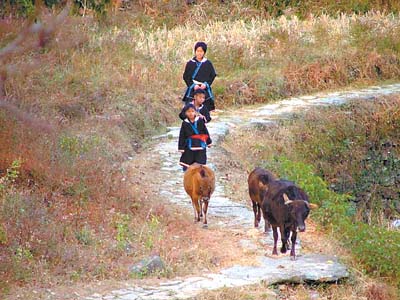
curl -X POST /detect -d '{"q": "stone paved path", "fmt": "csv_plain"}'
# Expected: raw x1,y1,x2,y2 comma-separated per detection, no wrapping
85,83,400,300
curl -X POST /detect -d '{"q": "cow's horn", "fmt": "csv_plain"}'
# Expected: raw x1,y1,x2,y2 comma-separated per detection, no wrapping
283,193,293,205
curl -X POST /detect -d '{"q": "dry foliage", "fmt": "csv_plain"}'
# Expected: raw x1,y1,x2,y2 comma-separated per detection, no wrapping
2,2,400,298
284,52,400,95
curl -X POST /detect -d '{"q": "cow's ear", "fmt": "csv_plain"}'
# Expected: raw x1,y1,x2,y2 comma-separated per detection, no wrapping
304,201,318,210
259,174,271,185
258,181,267,190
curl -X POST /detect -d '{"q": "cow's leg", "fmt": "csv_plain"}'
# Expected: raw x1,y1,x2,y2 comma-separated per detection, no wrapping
279,226,288,254
284,227,291,250
252,200,259,228
264,215,271,233
272,226,278,255
202,200,209,227
192,196,201,222
290,230,297,260
199,196,203,218
256,203,262,227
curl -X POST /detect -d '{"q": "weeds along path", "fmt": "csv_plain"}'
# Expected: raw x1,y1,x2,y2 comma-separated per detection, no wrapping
85,83,400,300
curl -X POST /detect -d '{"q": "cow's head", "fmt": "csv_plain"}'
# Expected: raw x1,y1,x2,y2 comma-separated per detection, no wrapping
199,172,213,202
199,183,213,201
283,193,318,232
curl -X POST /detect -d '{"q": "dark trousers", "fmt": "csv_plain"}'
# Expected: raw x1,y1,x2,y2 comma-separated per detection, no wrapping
180,149,207,166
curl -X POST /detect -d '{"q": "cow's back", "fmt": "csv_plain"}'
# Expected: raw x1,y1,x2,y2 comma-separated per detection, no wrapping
262,179,300,224
248,167,276,204
184,164,215,198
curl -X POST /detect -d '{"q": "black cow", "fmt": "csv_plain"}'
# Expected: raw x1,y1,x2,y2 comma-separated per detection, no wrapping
261,179,316,260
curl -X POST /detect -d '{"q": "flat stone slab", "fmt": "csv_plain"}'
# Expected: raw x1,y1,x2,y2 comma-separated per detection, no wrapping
222,254,348,284
85,254,348,300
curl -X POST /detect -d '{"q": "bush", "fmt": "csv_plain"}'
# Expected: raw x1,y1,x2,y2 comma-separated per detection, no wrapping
267,156,400,286
1,0,111,17
288,98,400,225
247,0,400,17
249,0,301,17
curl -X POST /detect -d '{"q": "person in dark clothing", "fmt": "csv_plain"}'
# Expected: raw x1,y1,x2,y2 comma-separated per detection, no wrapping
179,89,211,123
178,103,212,170
182,41,217,112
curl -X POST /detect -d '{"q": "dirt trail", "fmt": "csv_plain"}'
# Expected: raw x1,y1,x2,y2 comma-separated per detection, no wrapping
84,83,400,300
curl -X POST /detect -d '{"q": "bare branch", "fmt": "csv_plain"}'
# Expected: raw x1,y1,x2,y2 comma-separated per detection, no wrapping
0,1,72,98
0,100,54,134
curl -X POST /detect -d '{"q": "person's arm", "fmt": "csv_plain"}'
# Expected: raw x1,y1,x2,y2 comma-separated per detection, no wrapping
200,106,211,123
205,61,217,86
200,120,212,145
183,61,194,87
178,123,186,151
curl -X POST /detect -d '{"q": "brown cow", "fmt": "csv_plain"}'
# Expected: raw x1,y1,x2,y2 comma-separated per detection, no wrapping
184,163,215,227
261,179,317,260
248,167,277,232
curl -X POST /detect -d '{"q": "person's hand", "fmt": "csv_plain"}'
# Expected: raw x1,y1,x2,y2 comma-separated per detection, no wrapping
194,85,200,90
179,150,185,153
200,84,206,89
198,113,205,119
207,144,212,148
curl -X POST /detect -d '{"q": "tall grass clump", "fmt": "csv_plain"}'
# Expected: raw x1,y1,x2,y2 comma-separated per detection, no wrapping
289,97,400,225
4,7,400,121
0,105,144,291
247,0,400,17
128,11,400,107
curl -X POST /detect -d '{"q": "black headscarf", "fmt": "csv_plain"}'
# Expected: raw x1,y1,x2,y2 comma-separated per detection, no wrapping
194,41,207,53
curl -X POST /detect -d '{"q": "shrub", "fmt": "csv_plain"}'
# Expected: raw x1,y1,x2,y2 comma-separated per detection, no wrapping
247,0,400,17
1,0,111,17
267,157,400,286
288,98,400,225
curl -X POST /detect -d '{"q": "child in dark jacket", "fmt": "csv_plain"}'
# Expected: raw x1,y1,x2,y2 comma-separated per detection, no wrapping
182,41,217,112
179,89,211,123
178,103,212,170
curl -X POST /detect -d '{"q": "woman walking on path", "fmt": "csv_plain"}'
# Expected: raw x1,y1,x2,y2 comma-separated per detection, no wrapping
182,41,217,112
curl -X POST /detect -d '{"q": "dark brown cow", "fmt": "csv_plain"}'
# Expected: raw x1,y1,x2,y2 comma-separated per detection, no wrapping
184,163,215,227
261,179,317,260
248,167,277,232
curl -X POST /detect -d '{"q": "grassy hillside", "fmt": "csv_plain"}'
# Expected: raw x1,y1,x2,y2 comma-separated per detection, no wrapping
1,0,400,297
